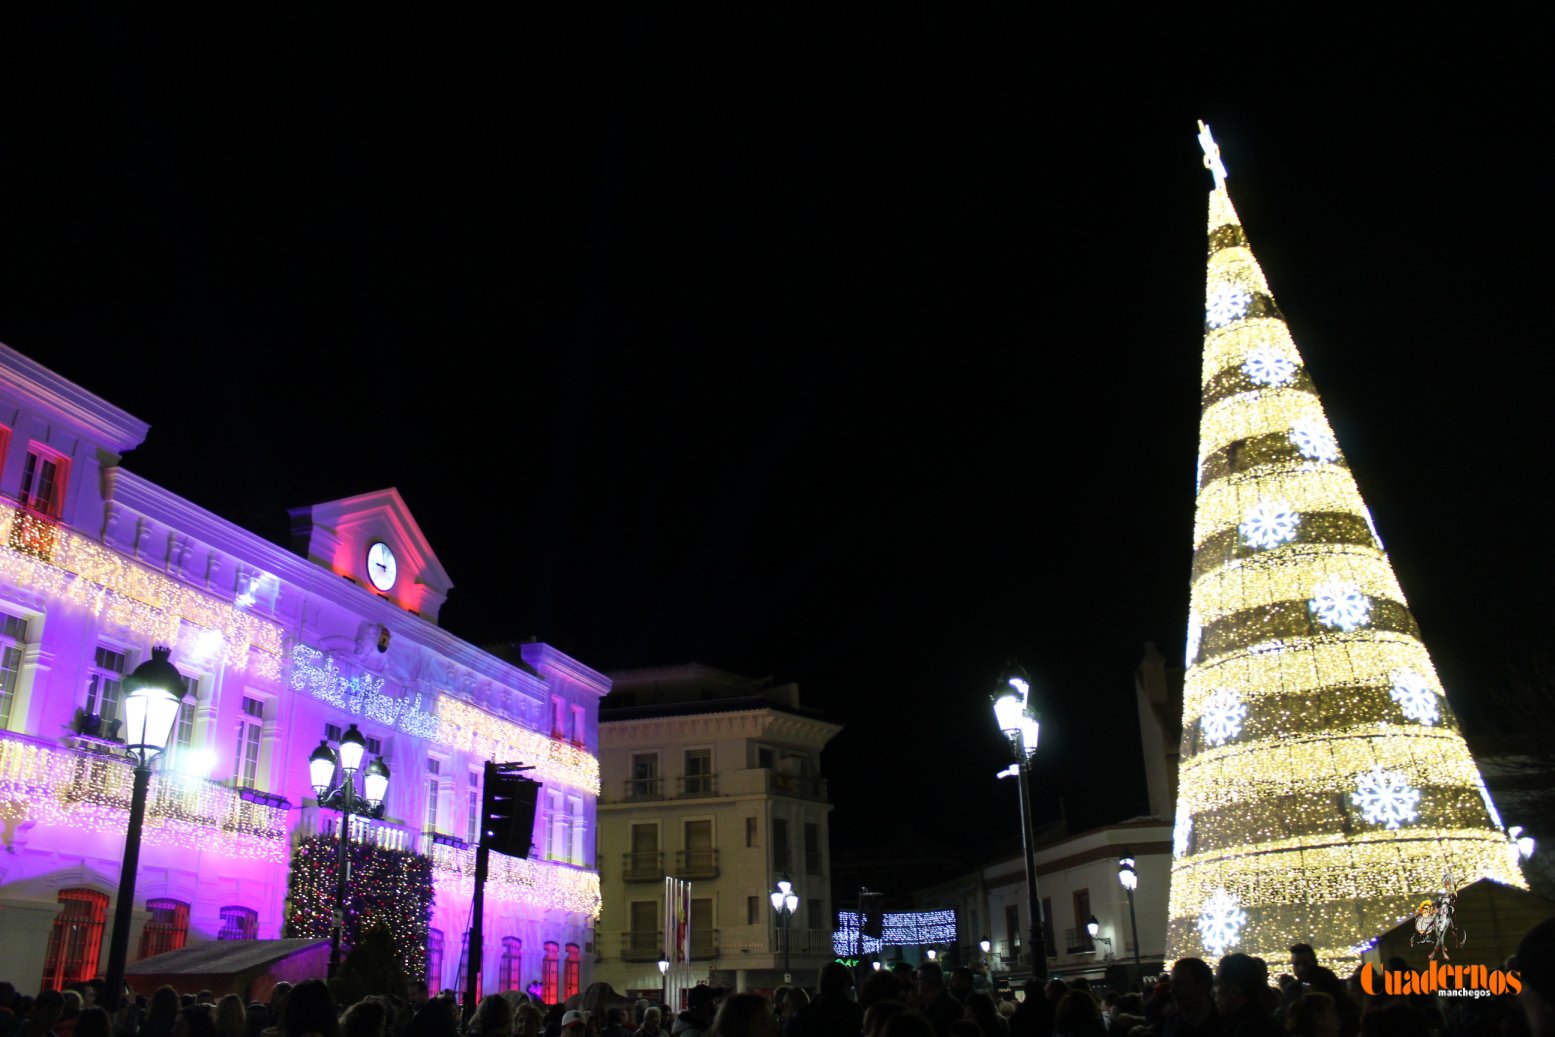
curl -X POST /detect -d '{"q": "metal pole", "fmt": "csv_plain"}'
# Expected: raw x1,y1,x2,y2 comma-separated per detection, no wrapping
103,762,152,1012
330,778,354,978
783,907,792,979
465,761,494,1023
1014,744,1047,981
1127,886,1142,988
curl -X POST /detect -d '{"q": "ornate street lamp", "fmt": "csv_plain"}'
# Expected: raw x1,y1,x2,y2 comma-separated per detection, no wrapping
770,879,799,982
310,722,390,977
658,955,669,1005
103,647,187,1011
992,663,1046,980
1118,856,1142,985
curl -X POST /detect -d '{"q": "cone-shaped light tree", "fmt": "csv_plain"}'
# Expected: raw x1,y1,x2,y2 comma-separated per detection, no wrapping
1166,124,1525,966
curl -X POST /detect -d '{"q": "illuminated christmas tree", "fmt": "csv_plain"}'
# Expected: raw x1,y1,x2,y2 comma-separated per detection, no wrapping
1166,124,1525,966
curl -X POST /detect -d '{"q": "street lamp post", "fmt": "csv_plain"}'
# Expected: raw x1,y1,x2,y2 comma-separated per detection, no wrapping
103,647,187,1012
657,955,669,1006
1118,856,1142,987
992,664,1047,981
770,880,799,982
309,723,390,978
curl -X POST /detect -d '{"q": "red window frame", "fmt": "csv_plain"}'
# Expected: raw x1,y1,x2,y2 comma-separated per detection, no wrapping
500,937,522,992
137,898,190,959
41,888,108,991
541,941,559,1004
563,943,581,999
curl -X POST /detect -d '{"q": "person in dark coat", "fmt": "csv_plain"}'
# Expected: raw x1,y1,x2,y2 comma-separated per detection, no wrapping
914,964,962,1037
786,964,863,1037
1214,956,1282,1037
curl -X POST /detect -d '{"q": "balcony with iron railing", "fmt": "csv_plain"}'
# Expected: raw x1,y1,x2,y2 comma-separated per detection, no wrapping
622,851,665,882
674,848,719,880
1063,927,1096,956
624,776,665,802
621,930,663,962
0,730,290,862
678,773,717,798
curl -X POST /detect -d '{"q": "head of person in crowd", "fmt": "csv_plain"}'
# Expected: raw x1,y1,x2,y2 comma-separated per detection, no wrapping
1286,992,1338,1037
1215,954,1268,1019
173,1006,219,1037
882,1013,938,1037
1519,915,1555,1037
817,963,854,1000
282,981,339,1037
864,1001,908,1037
1054,992,1099,1037
341,1000,389,1037
213,995,246,1037
74,1007,112,1037
707,994,779,1037
948,970,974,1003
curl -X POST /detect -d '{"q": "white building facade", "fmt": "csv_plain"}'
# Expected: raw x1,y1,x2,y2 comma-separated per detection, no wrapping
0,343,604,999
593,665,841,996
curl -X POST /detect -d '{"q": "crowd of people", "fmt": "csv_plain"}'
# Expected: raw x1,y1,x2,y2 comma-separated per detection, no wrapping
2,919,1551,1037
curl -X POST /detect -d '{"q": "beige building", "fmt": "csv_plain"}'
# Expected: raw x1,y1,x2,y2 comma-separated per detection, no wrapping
593,665,841,995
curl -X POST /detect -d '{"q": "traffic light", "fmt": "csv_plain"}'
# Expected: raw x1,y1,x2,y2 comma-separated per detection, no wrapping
481,762,541,859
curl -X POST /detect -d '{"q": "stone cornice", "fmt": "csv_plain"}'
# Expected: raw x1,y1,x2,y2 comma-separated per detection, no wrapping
600,707,842,747
0,343,150,455
522,643,612,698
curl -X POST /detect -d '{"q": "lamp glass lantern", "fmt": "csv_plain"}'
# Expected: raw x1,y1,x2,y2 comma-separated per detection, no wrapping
1086,915,1100,938
338,722,367,774
657,957,669,975
309,740,338,797
1118,857,1138,891
363,756,390,807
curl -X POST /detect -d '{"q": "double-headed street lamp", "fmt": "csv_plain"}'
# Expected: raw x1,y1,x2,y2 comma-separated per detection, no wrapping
103,647,187,1012
992,664,1046,981
1118,856,1143,985
770,879,799,982
309,723,390,977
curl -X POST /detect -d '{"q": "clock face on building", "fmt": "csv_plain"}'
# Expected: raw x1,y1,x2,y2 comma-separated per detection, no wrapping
366,541,397,591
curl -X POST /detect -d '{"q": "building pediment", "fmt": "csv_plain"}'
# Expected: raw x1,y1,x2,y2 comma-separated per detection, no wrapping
289,488,453,622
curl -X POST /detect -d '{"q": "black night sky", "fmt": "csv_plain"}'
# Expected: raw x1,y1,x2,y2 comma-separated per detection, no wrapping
2,13,1550,870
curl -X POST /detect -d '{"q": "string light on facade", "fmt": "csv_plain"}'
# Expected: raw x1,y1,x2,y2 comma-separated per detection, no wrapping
1309,580,1371,632
833,910,959,956
0,737,287,862
1353,767,1422,830
1389,671,1440,725
1239,500,1299,550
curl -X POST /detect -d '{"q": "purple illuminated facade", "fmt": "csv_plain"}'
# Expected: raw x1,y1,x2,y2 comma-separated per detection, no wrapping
0,343,603,996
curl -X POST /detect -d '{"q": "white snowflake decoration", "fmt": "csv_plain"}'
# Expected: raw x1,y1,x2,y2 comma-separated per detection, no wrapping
1206,283,1252,328
1185,612,1201,668
1241,345,1297,387
1239,499,1300,550
1389,670,1440,725
1174,800,1192,859
1200,688,1248,746
1289,418,1339,463
1310,579,1372,632
1197,889,1248,957
1353,767,1421,829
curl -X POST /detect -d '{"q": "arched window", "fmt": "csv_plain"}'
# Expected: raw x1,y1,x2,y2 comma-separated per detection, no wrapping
41,888,108,992
427,929,445,990
499,938,522,992
217,906,258,940
541,941,559,1004
563,943,580,999
138,899,190,959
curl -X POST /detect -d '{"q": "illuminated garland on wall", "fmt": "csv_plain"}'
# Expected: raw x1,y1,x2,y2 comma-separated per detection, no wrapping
426,840,602,917
289,645,440,738
284,835,433,981
832,910,958,956
436,698,599,795
288,646,600,794
1166,142,1524,968
0,502,284,680
0,735,288,862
